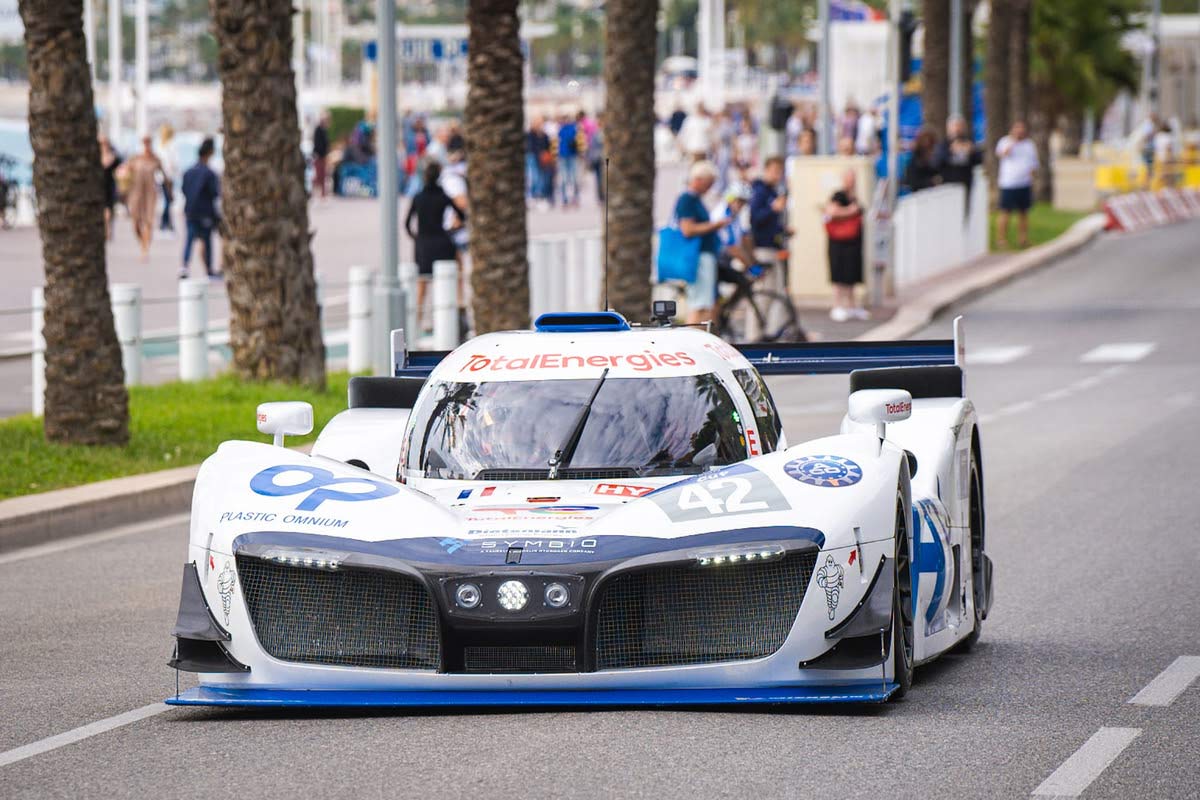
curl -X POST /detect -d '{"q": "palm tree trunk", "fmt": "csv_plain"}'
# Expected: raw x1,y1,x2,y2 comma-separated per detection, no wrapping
921,0,950,136
466,0,530,333
212,0,325,388
1007,0,1031,124
603,0,658,322
20,0,129,444
984,0,1012,196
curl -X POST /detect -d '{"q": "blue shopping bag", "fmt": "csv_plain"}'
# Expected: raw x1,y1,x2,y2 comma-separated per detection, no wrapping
656,226,701,282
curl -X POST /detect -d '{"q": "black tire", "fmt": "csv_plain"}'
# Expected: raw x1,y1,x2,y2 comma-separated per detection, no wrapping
719,288,802,343
891,489,915,697
958,443,986,652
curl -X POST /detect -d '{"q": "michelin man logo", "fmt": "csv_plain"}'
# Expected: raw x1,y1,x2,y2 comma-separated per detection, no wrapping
815,554,845,620
216,560,236,624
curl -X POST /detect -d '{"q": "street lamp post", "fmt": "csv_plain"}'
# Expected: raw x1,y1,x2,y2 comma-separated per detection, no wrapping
817,0,832,155
108,0,122,142
135,0,148,137
948,0,962,120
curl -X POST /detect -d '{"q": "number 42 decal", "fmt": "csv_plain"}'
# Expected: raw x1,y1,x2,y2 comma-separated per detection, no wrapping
649,465,791,522
678,478,767,515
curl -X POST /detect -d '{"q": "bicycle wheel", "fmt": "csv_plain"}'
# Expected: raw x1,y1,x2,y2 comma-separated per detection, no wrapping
717,289,763,344
749,288,803,342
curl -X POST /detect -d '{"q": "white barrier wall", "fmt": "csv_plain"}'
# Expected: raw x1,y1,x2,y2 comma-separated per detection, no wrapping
527,230,603,318
893,170,988,291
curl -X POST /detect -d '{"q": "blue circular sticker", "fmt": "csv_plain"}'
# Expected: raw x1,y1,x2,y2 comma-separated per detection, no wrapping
783,455,863,488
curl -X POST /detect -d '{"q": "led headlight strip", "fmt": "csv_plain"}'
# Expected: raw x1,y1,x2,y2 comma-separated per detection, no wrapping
694,543,785,567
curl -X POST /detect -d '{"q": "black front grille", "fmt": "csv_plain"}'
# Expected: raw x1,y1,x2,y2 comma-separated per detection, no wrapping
236,556,441,670
462,645,577,673
592,551,817,670
474,468,638,481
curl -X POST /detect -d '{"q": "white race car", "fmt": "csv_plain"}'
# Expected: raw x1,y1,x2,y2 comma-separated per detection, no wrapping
167,309,992,707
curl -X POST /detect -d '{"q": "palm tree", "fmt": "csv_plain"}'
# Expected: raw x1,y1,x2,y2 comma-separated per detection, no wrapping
20,0,129,444
603,0,658,321
1007,0,1032,123
466,0,530,333
921,0,950,137
984,0,1012,192
212,0,325,388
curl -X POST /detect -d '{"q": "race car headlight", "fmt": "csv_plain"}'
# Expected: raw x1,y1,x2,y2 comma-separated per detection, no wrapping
258,547,348,571
695,543,785,567
544,582,570,608
497,580,529,612
455,583,482,609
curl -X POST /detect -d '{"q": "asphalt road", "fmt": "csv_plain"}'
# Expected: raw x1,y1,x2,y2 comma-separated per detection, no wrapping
3,221,1199,798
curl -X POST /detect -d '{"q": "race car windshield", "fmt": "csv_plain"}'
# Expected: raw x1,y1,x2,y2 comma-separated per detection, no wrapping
408,375,747,480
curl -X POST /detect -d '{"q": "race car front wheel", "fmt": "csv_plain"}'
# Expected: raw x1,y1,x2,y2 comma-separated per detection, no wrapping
958,445,985,652
892,491,915,697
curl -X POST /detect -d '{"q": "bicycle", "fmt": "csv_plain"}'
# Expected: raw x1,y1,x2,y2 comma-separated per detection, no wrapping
715,256,805,344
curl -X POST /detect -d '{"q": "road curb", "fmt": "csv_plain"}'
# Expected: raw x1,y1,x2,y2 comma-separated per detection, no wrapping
856,213,1108,342
0,464,199,553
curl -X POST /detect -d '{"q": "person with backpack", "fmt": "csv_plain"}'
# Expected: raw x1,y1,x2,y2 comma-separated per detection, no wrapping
824,169,867,322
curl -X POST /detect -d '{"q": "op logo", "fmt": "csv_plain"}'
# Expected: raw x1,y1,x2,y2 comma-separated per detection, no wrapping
783,455,863,488
250,465,398,510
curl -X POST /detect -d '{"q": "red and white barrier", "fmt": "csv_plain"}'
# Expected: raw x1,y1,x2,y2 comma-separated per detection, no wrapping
1104,189,1200,232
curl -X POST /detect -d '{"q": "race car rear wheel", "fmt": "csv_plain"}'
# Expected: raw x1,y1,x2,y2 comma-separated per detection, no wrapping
892,491,915,697
958,446,985,652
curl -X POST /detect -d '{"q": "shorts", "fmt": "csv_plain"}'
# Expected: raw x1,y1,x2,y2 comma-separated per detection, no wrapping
999,186,1032,212
687,252,718,311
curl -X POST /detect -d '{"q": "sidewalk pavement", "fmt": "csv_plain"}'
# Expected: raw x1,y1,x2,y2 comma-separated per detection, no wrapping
0,212,1109,553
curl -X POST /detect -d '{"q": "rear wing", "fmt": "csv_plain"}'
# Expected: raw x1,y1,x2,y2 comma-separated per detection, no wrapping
739,317,965,375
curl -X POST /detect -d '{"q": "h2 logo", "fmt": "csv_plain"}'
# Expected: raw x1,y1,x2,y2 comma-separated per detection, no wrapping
250,465,398,510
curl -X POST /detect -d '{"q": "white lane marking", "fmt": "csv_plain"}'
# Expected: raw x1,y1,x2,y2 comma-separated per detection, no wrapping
1031,727,1141,797
997,400,1037,417
0,512,189,567
967,345,1031,365
1039,387,1074,403
1128,656,1200,707
0,703,170,768
1080,342,1156,363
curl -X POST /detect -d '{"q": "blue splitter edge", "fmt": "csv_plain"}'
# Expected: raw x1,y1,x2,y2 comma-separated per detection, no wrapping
166,684,898,708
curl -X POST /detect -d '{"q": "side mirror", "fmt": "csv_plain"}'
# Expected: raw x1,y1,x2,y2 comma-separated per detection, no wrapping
848,389,912,440
257,401,314,447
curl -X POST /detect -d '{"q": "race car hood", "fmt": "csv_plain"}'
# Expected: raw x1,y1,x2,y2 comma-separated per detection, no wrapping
190,437,904,568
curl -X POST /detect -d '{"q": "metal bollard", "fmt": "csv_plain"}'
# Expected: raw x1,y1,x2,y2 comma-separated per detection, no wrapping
432,260,458,350
178,279,208,381
546,237,568,312
347,266,373,374
31,287,44,417
399,262,419,341
528,238,550,320
110,283,142,386
372,273,406,377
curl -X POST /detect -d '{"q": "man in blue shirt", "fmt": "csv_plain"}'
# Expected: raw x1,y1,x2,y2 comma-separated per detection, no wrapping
180,138,220,279
557,113,579,207
749,155,789,256
674,160,731,325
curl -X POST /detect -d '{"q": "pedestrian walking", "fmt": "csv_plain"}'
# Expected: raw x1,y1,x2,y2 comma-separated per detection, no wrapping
678,105,714,162
995,120,1038,248
99,135,122,242
673,160,730,326
904,126,941,193
824,169,867,322
526,117,553,208
406,161,466,332
557,112,580,207
125,135,164,261
180,138,221,279
156,123,178,233
312,112,330,199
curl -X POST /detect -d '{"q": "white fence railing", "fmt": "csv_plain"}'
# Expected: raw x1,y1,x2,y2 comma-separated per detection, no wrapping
15,229,606,416
893,168,989,291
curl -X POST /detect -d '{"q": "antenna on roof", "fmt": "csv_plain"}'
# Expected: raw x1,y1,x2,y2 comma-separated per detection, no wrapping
603,156,609,312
